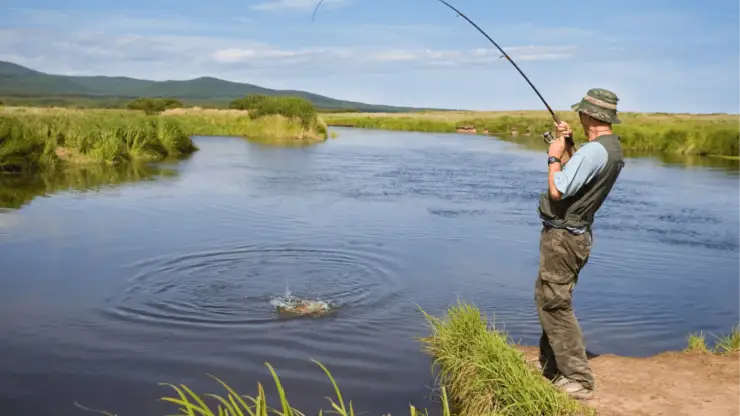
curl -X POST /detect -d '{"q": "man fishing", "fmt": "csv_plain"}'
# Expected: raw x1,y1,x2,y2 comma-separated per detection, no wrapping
534,88,625,400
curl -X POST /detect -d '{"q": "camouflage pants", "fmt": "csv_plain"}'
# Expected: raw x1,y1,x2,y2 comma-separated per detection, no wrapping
534,225,595,390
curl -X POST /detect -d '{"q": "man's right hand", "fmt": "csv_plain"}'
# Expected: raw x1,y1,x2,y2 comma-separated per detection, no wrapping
554,121,573,140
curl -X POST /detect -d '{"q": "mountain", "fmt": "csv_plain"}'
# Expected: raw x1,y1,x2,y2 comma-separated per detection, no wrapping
0,60,435,112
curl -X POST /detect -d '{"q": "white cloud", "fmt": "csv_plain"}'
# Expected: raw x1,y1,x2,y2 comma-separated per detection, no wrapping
250,0,347,11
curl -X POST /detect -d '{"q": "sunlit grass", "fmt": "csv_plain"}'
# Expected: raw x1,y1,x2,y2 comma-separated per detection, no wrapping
713,325,740,354
685,332,710,353
418,300,594,416
687,325,740,354
323,110,740,157
0,106,329,173
157,360,451,416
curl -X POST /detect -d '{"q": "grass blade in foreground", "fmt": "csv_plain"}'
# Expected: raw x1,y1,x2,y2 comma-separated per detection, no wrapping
419,300,594,416
157,360,452,416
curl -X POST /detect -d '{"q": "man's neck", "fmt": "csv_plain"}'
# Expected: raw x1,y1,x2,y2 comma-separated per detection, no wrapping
587,128,612,141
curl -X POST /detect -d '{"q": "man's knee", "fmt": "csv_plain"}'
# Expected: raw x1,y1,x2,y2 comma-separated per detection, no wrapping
535,277,574,312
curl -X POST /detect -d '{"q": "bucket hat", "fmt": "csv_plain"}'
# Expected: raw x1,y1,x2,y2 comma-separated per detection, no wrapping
571,88,621,124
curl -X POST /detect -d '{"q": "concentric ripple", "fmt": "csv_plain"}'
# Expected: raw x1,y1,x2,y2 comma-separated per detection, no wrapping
102,243,407,329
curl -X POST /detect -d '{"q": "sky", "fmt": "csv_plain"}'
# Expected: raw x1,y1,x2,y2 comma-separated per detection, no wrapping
0,0,738,113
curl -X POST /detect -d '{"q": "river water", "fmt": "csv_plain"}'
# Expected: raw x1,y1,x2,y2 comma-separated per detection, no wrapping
1,127,738,415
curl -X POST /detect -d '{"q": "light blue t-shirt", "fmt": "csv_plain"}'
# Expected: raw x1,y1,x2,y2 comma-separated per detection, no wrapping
542,140,609,234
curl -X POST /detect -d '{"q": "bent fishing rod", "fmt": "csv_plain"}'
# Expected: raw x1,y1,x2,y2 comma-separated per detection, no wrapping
311,0,572,146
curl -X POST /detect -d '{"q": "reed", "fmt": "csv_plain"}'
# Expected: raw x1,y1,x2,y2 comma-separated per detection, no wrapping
75,360,452,416
686,325,740,354
163,107,328,143
0,108,197,173
324,110,740,157
0,106,329,173
418,300,594,416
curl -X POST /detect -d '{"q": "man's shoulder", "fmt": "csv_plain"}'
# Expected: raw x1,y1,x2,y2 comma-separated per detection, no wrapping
571,141,608,169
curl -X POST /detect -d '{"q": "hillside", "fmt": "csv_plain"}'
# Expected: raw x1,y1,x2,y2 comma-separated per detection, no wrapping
0,60,433,112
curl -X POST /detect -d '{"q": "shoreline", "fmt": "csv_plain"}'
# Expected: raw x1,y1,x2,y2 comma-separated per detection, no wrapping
322,110,740,158
143,301,738,416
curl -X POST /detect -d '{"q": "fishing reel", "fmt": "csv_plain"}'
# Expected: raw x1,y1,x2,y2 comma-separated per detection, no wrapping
542,131,556,144
542,131,575,147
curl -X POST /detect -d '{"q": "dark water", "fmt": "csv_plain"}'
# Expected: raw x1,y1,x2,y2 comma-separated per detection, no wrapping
0,128,738,415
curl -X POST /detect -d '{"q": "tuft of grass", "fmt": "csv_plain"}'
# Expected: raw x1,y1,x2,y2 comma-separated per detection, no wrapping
685,332,709,353
418,300,593,416
157,359,451,416
322,110,740,157
712,325,740,354
687,325,740,354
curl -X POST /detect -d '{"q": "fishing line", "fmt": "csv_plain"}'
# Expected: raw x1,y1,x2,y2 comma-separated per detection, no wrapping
311,0,572,145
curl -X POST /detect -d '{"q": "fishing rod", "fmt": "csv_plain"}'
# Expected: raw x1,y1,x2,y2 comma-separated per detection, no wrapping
311,0,572,146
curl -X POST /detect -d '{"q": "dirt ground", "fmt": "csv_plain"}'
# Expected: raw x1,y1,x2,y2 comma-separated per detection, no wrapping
517,346,740,416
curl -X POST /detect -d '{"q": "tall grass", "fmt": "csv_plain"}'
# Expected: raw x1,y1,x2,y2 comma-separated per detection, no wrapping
0,106,329,173
686,325,740,354
418,300,594,416
324,111,740,157
158,360,451,416
0,109,197,172
76,360,452,416
164,108,328,143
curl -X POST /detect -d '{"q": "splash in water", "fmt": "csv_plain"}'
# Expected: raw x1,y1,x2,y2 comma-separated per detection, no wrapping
268,282,335,317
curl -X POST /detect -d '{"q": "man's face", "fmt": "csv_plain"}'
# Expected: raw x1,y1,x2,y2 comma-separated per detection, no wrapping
578,112,589,134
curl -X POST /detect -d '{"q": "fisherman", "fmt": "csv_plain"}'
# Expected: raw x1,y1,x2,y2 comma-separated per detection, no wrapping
534,88,625,400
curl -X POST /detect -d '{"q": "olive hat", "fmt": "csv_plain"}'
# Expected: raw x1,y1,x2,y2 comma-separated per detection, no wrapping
571,88,621,124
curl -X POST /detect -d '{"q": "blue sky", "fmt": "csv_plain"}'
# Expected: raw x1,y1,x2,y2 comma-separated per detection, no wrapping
1,0,738,113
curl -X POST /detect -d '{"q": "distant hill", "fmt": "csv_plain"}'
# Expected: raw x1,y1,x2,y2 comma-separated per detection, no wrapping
0,60,438,112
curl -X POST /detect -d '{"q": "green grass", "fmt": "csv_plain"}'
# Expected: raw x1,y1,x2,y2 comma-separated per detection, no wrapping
75,360,452,416
166,108,328,144
323,110,740,157
685,325,740,354
0,106,329,173
0,108,197,172
418,300,594,416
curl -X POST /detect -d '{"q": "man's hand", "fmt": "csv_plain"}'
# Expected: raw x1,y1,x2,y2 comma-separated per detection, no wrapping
547,121,574,201
548,121,573,159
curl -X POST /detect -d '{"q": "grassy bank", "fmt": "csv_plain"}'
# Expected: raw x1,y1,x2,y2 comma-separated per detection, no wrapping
419,301,593,416
0,106,328,173
0,108,197,173
163,107,328,144
324,110,740,157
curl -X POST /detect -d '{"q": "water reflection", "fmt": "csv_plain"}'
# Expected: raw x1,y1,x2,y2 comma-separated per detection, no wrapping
0,162,179,209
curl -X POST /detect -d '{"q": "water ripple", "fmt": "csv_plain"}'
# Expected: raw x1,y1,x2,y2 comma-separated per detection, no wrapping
101,243,408,329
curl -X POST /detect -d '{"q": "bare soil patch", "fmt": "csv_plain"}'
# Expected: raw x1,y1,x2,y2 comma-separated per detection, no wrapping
518,346,740,416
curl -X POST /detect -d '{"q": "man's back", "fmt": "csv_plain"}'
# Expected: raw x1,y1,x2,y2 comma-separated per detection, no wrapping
538,134,625,232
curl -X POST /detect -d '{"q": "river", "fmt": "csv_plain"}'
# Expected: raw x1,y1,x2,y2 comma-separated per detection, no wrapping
1,127,738,415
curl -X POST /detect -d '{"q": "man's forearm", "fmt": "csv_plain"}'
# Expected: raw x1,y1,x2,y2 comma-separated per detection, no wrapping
548,162,563,200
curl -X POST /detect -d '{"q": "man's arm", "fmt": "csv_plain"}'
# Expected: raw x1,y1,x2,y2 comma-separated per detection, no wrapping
549,142,608,200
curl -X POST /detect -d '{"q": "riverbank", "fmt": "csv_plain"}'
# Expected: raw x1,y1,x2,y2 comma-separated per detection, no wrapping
420,301,739,416
323,110,740,157
145,301,739,416
0,106,328,173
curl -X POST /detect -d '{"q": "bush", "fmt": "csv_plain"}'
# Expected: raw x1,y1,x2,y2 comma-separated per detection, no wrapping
229,94,319,128
127,98,184,115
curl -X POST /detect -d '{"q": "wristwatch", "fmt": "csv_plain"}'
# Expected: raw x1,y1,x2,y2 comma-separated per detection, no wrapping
548,156,561,165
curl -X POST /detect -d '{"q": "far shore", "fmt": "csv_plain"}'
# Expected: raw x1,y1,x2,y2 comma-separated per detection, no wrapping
321,109,740,158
